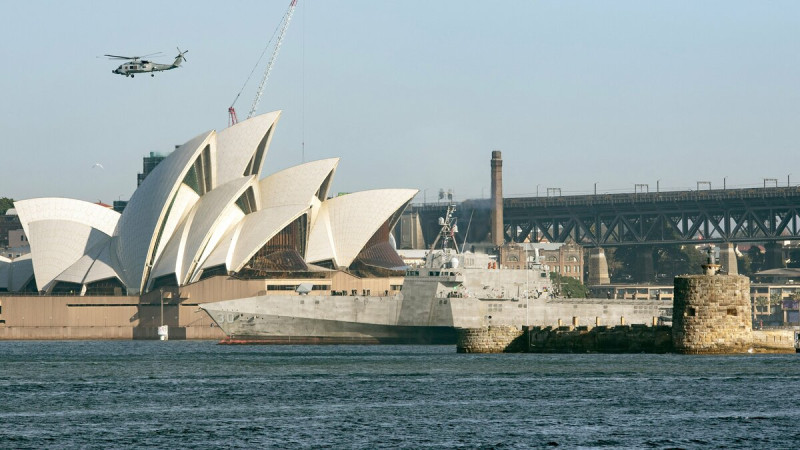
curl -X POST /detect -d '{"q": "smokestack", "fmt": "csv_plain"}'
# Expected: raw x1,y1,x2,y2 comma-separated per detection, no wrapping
491,150,503,247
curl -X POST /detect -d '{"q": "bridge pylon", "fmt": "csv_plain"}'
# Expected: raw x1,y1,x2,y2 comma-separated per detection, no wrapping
635,247,655,282
587,248,610,285
718,243,738,275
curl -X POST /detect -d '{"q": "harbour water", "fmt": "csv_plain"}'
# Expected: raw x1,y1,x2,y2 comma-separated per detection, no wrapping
1,341,799,448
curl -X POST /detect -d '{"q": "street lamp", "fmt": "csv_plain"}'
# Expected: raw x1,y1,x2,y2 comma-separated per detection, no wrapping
160,288,164,328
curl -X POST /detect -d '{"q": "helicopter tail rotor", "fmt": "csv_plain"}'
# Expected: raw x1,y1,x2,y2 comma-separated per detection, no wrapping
176,47,188,63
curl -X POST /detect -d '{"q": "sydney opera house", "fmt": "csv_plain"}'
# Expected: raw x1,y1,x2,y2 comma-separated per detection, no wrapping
0,112,414,338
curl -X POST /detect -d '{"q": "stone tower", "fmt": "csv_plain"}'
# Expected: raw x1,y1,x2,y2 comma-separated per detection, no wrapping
672,257,752,354
490,151,504,247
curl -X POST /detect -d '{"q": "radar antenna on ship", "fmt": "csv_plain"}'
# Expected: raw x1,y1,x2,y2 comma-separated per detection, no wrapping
430,203,459,254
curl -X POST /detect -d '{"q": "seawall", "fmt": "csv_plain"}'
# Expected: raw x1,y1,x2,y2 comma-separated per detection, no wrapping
456,326,525,353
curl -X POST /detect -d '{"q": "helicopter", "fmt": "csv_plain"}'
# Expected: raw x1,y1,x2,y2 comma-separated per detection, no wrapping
105,47,188,78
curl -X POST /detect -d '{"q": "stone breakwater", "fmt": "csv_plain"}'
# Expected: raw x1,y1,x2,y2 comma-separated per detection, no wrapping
456,325,673,353
456,324,796,354
527,325,673,353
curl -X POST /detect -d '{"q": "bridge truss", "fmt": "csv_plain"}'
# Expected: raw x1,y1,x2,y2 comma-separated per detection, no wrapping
503,187,800,246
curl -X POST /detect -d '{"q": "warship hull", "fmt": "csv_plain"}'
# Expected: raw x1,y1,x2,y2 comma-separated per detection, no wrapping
214,314,456,345
201,294,462,344
200,288,670,344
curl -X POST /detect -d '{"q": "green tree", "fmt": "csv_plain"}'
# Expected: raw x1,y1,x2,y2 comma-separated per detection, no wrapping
550,272,589,298
0,197,13,215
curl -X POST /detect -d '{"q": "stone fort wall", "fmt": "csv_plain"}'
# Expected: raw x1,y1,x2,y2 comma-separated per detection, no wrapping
672,274,752,354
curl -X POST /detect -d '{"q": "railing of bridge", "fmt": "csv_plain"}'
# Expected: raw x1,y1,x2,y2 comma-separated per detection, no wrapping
505,186,800,209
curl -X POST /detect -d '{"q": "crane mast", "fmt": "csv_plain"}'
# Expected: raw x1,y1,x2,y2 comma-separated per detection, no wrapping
248,0,297,120
229,0,297,126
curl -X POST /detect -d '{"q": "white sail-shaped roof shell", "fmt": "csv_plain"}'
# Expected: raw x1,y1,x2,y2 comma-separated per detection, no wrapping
305,189,417,268
83,240,123,285
151,185,200,266
149,176,254,287
51,242,104,285
259,158,339,210
113,131,216,293
53,239,123,287
14,197,120,238
197,223,239,273
14,198,120,291
215,111,280,186
26,221,112,291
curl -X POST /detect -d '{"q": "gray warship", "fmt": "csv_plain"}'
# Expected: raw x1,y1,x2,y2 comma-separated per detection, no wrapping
200,204,667,344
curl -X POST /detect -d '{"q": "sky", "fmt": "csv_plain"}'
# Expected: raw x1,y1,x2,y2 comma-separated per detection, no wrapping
2,1,799,204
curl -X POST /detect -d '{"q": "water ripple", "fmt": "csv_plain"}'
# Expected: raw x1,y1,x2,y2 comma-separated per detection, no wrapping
0,341,798,448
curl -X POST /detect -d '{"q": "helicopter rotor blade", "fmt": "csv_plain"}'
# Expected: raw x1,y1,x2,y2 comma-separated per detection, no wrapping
176,47,188,62
103,52,162,60
104,54,138,60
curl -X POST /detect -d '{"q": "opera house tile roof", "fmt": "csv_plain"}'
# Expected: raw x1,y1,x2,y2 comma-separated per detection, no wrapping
3,112,416,295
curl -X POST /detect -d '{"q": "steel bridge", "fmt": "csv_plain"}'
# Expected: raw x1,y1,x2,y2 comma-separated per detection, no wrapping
413,186,800,247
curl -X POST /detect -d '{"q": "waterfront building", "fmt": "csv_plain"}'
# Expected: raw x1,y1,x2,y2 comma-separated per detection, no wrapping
518,243,584,282
0,209,22,250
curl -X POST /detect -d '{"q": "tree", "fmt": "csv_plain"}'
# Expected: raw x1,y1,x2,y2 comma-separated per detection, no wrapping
0,197,13,215
550,272,589,298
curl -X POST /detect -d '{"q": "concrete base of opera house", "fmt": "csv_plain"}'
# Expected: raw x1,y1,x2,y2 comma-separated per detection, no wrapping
0,295,226,340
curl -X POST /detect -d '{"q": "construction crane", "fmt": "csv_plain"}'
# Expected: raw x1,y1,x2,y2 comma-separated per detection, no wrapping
228,0,298,126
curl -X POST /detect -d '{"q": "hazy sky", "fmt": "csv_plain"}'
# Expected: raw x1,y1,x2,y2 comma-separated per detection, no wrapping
2,1,798,204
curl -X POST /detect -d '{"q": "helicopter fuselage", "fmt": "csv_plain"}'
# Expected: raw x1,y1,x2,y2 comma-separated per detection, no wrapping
107,49,187,78
112,61,177,77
